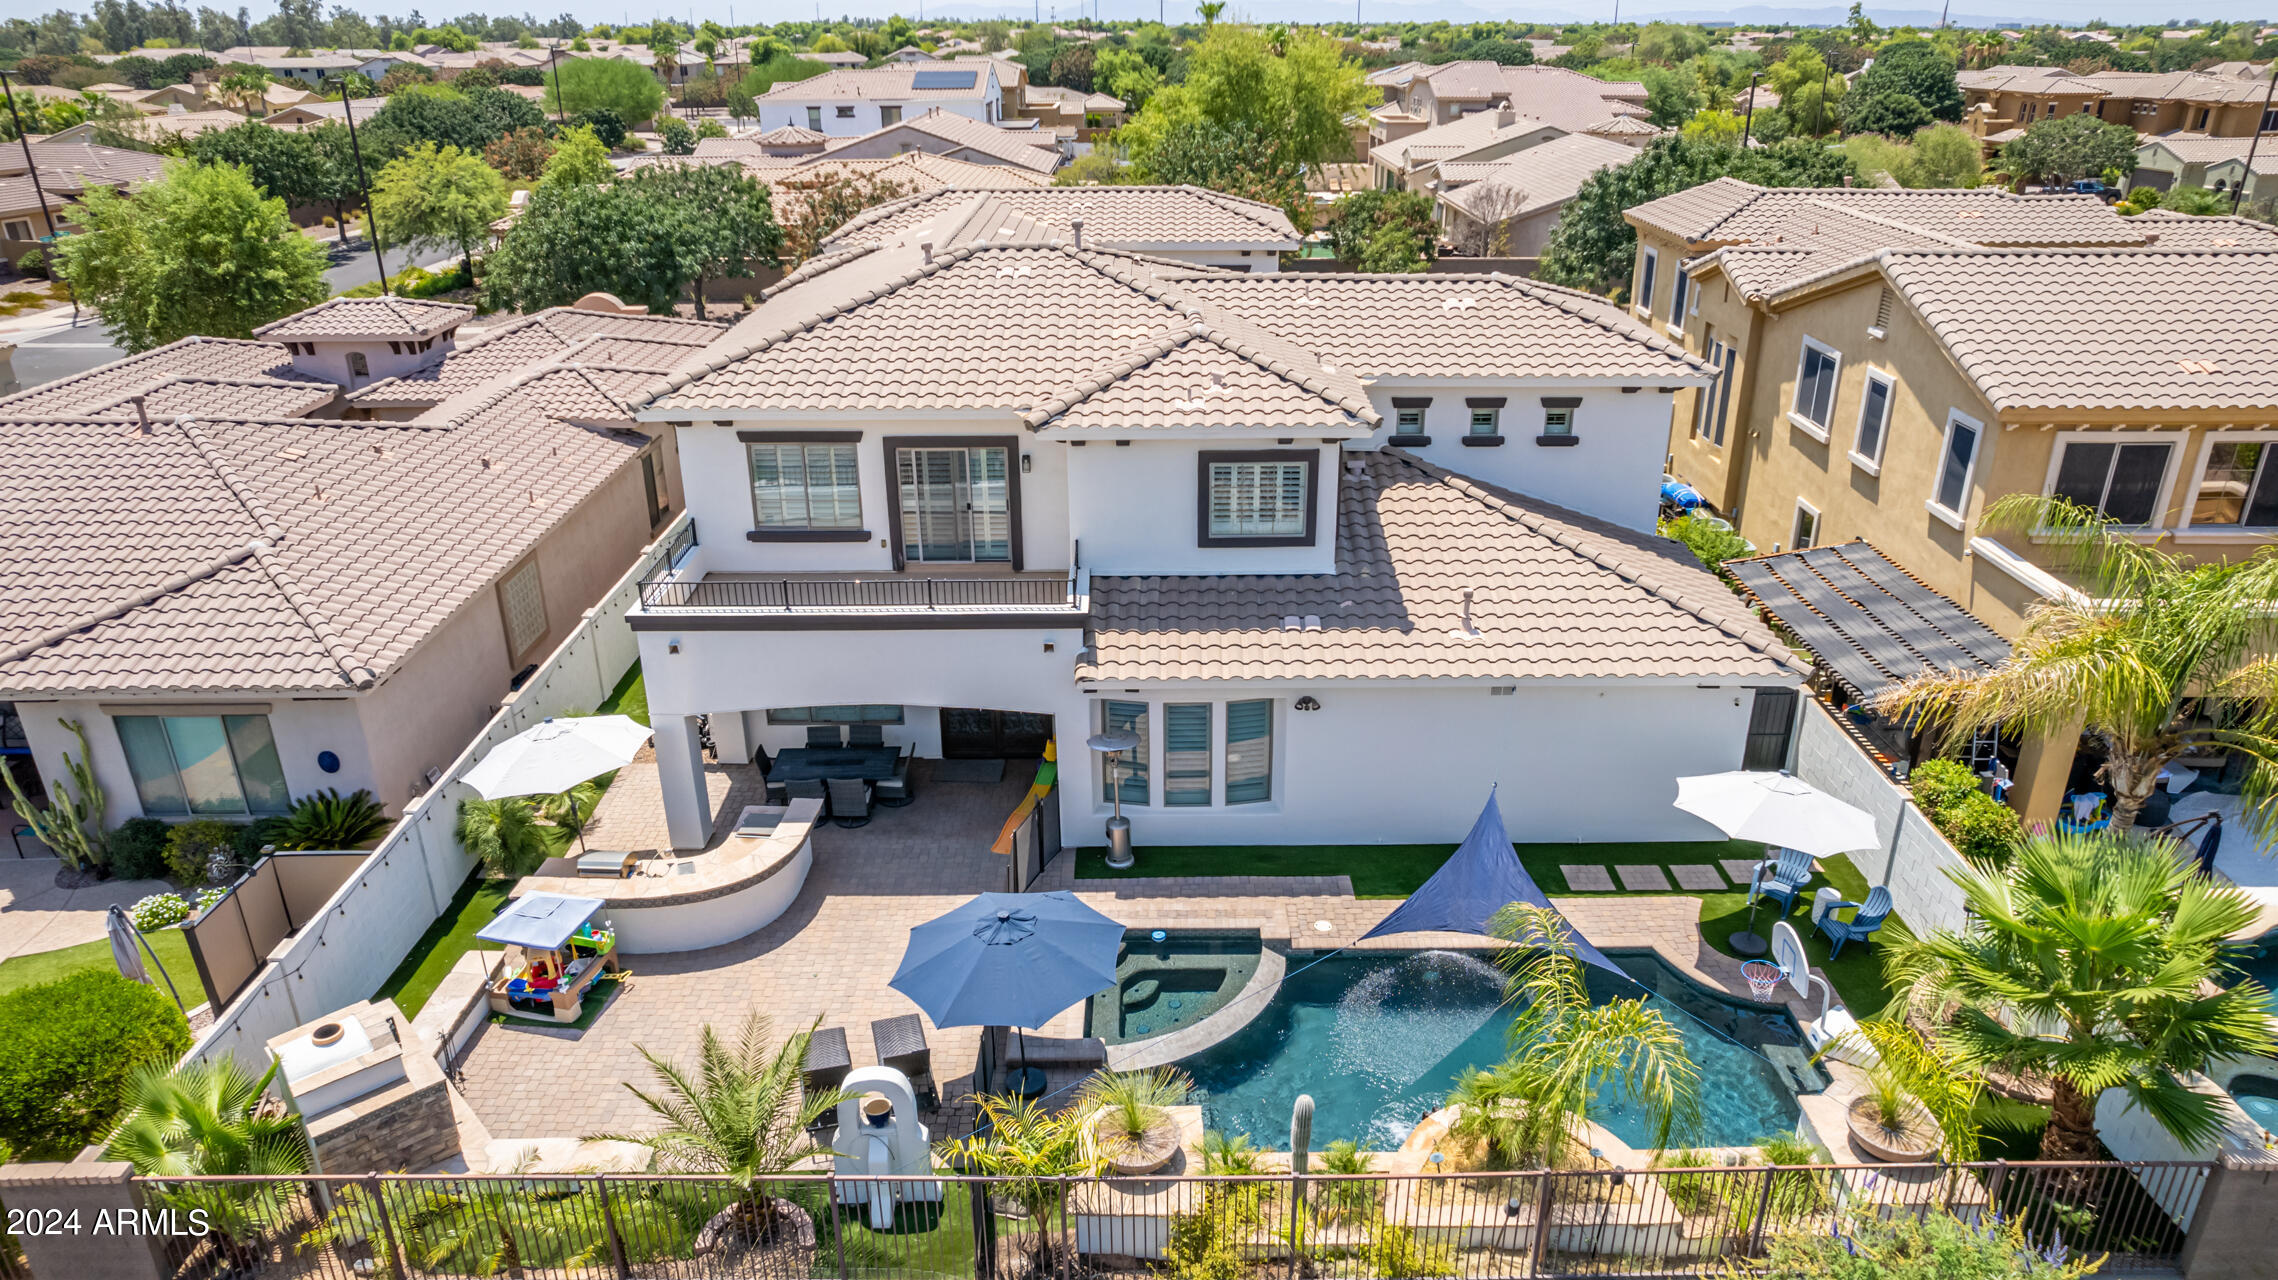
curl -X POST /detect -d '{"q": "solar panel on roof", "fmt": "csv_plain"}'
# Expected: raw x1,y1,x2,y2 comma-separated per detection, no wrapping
910,69,978,89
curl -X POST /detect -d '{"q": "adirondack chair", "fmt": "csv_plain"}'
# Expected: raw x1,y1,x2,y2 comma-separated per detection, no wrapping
1814,885,1893,959
1750,847,1817,915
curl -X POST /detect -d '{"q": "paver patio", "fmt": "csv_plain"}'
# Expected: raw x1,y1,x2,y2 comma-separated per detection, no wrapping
450,756,1843,1146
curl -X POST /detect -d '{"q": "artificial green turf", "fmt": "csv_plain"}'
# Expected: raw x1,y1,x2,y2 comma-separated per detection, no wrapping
1072,838,1905,1017
371,874,514,1018
599,662,648,726
0,925,197,1001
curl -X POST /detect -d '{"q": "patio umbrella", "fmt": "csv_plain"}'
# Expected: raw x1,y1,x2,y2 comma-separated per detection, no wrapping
460,715,653,851
1672,770,1878,858
890,891,1123,1095
107,904,184,1012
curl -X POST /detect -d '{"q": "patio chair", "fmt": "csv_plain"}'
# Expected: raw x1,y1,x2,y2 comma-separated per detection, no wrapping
875,746,915,807
753,744,789,806
847,724,886,749
825,776,873,828
871,1013,939,1109
803,1026,852,1134
785,778,827,815
806,725,844,749
1812,885,1893,959
1749,847,1816,916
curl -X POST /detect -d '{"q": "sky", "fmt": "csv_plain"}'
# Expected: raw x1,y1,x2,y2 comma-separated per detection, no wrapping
41,0,2278,33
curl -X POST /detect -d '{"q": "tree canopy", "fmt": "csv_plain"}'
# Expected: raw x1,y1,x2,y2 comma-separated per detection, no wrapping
547,54,666,127
486,162,783,317
2000,112,2139,186
362,83,545,163
53,160,328,354
1845,38,1962,126
369,142,508,278
1120,25,1373,184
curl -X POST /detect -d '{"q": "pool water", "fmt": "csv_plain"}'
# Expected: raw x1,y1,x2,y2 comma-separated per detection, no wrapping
2228,1074,2278,1134
1173,948,1807,1151
1085,932,1263,1045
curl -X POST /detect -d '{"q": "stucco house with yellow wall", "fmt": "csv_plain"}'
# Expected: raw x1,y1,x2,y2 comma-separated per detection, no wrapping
1628,180,2278,819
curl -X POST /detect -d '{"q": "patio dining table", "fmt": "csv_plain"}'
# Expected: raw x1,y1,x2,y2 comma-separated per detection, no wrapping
769,745,900,783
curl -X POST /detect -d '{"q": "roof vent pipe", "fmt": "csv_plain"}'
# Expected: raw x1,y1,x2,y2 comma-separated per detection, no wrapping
919,238,934,264
131,395,151,434
1071,215,1084,250
1462,589,1475,634
1496,104,1516,128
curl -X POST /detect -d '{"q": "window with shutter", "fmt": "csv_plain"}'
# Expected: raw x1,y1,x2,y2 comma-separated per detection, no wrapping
1199,453,1316,547
1103,701,1150,806
1165,704,1212,806
1225,700,1272,805
750,442,862,529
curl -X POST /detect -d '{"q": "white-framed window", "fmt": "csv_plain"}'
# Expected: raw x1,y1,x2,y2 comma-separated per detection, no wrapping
1102,700,1149,806
1542,406,1574,437
1636,247,1658,314
1469,406,1500,436
1791,499,1820,550
1930,410,1983,526
1225,699,1273,804
1694,337,1735,445
836,104,856,118
1394,406,1426,436
1202,455,1313,544
1788,337,1840,440
2187,434,2278,530
806,105,822,130
2,219,32,242
880,104,901,125
1668,270,1690,333
1164,703,1212,807
749,442,862,530
1850,370,1894,473
499,557,548,659
2046,434,2175,527
116,713,291,818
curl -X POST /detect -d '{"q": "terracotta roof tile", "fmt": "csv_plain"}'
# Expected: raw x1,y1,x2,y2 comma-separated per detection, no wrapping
817,107,1060,172
0,337,318,416
821,185,1299,253
344,308,721,408
1080,450,1801,683
254,296,473,341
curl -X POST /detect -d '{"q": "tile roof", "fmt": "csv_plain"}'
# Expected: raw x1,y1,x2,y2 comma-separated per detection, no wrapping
754,124,830,145
820,185,1300,253
1872,247,2278,413
816,107,1060,172
2137,133,2268,164
83,374,340,421
343,308,722,409
1080,449,1802,684
1958,66,2105,95
2130,209,2278,249
2082,69,2278,103
1025,321,1377,436
1368,108,1560,173
753,65,996,102
0,337,314,416
0,141,169,188
1637,182,2144,249
255,296,474,341
0,407,644,695
1437,133,1640,222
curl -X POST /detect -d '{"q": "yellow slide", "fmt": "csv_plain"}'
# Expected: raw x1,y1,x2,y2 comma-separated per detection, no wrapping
990,740,1059,855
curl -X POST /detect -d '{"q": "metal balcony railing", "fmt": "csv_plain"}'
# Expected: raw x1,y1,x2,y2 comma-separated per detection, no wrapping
638,572,1079,612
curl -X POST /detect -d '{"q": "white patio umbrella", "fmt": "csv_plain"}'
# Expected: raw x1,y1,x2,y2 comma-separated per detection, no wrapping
460,715,654,851
1672,770,1878,858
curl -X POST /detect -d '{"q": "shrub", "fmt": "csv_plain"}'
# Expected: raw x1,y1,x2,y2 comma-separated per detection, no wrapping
1908,757,2023,863
695,118,728,140
231,815,290,864
0,971,190,1158
1907,758,1980,816
573,107,627,149
14,248,47,278
1359,1223,1454,1278
129,893,192,931
657,116,696,155
1759,1205,2099,1277
276,788,390,850
195,886,228,914
1661,513,1752,575
109,817,174,881
164,818,242,885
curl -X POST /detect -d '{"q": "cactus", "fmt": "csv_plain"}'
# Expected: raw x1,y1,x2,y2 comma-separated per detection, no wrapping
2,719,109,871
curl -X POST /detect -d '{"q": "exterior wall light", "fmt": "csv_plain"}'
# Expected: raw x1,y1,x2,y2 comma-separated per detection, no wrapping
1294,696,1321,711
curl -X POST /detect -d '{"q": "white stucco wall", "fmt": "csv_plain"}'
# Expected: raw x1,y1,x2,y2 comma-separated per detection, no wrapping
17,695,376,825
1065,440,1340,576
639,627,1082,724
1791,699,1971,936
1362,385,1681,533
759,80,997,137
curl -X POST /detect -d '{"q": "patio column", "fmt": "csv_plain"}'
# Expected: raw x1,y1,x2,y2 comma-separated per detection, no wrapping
2009,717,2081,830
655,713,711,850
710,711,750,768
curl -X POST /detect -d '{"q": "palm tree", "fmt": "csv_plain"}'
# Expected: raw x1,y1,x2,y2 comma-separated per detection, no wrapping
1883,828,2277,1162
1875,493,2278,835
106,1057,310,1271
938,1095,1096,1277
456,795,551,877
588,1012,843,1247
1451,903,1699,1168
1197,1,1226,24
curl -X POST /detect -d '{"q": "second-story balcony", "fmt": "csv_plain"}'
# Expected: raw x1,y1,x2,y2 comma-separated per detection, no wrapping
631,521,1088,625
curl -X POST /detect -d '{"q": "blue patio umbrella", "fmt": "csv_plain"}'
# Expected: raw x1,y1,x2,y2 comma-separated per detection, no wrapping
891,891,1124,1095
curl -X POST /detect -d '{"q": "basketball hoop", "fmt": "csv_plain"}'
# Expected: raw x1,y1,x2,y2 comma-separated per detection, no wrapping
1741,960,1787,1003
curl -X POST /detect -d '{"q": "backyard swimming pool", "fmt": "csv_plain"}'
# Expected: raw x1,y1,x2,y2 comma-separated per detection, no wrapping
1172,948,1809,1151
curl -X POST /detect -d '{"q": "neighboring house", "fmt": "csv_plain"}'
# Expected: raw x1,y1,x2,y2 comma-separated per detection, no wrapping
820,186,1301,272
1022,84,1125,141
44,108,250,146
264,96,388,131
1960,66,2278,140
1436,132,1638,257
803,50,870,68
2131,134,2278,197
0,141,168,266
749,125,830,156
886,46,938,63
208,47,365,86
1631,178,2278,819
1368,105,1564,192
0,296,717,826
1382,61,1650,134
809,107,1061,174
618,209,1799,852
754,64,1004,137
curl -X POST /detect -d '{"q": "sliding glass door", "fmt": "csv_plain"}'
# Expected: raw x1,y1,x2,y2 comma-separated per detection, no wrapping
896,446,1011,564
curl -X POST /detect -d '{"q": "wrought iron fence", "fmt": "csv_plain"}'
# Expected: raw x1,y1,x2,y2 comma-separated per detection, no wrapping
118,1159,2210,1280
638,574,1079,612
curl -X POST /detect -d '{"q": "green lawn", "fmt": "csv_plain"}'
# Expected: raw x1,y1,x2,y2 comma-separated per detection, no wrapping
0,925,197,1002
599,662,648,725
1073,838,1902,1017
372,874,514,1018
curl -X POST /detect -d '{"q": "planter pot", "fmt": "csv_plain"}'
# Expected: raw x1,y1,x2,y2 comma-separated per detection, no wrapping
1091,1110,1182,1176
694,1194,817,1273
1847,1095,1942,1163
2136,789,2178,828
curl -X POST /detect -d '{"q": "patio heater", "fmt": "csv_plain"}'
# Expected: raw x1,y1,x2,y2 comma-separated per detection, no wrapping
1087,728,1141,870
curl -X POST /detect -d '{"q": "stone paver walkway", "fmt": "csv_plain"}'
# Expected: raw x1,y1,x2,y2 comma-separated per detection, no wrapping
452,758,1851,1149
1720,857,1768,885
1670,863,1727,891
1559,864,1614,891
1615,863,1672,891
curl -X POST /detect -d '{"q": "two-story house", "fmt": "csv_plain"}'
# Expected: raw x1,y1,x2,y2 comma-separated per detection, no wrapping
1631,178,2278,819
754,65,1005,139
621,191,1804,852
0,297,720,829
1961,66,2278,150
818,186,1302,273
